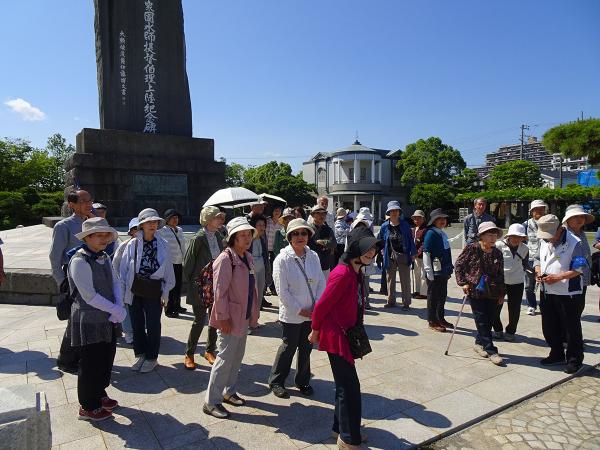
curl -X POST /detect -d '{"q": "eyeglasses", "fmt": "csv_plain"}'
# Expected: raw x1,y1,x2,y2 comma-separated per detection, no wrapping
290,230,309,237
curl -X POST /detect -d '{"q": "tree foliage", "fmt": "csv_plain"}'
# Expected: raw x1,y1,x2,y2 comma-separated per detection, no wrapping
455,184,600,204
409,183,455,212
543,118,600,165
220,157,246,187
487,160,543,190
395,137,466,185
452,168,481,193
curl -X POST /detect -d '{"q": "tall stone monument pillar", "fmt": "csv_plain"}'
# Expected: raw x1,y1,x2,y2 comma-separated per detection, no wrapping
66,0,224,225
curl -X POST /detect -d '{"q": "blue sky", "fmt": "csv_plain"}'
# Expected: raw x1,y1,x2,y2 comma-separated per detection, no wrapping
1,0,599,171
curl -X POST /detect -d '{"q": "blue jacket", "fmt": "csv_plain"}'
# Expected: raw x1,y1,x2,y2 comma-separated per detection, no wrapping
423,227,453,276
377,219,416,269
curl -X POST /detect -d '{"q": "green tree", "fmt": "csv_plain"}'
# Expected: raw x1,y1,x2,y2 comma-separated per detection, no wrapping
487,160,543,190
452,168,481,193
45,133,75,190
543,118,600,165
409,183,455,211
220,157,246,187
395,137,466,185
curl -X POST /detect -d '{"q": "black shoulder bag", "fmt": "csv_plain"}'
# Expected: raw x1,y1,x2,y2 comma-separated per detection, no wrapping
130,241,163,299
344,271,372,359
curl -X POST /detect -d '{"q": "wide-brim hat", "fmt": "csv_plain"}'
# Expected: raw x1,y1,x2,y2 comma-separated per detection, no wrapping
310,205,327,215
286,218,314,240
200,206,225,226
164,209,182,222
537,214,560,239
75,217,118,242
506,223,527,237
529,199,549,213
226,216,257,244
562,204,594,225
279,207,295,224
92,202,107,211
477,221,503,238
138,208,166,228
336,208,347,219
342,227,383,262
385,200,402,214
351,213,373,230
427,208,449,227
411,210,425,219
128,218,139,231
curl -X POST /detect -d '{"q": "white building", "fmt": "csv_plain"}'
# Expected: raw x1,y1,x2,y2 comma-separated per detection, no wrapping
302,140,407,222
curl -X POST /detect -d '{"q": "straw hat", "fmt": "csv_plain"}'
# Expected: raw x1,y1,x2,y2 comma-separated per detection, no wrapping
75,217,118,242
138,208,166,229
562,204,594,225
225,216,256,244
285,218,314,240
536,214,560,239
477,221,503,238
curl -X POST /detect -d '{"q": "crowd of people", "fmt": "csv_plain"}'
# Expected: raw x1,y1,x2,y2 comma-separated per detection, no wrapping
44,189,600,449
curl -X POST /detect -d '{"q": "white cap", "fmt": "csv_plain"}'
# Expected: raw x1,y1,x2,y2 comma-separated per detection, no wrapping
506,223,527,237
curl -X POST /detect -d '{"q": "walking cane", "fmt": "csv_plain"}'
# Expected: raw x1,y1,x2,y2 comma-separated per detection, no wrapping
444,295,468,356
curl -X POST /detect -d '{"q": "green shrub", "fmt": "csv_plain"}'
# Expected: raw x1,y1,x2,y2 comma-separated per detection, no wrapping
0,191,33,229
31,198,61,217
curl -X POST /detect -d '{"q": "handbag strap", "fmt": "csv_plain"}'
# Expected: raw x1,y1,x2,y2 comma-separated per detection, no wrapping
293,257,316,307
134,240,138,273
170,227,184,254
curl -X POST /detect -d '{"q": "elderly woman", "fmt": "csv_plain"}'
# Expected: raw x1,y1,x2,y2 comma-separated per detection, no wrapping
273,207,295,257
422,209,454,332
203,217,259,419
158,209,187,318
69,217,126,421
334,208,350,263
455,221,505,366
563,205,594,309
249,215,271,326
266,205,284,297
182,206,226,369
119,208,175,373
112,218,139,344
309,227,382,449
493,224,529,341
268,219,326,399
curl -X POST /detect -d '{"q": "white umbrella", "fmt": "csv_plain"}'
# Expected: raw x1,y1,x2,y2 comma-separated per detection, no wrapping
203,187,260,208
259,193,287,205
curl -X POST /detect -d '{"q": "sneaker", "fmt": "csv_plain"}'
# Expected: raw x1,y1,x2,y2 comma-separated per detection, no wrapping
564,362,582,374
439,319,454,329
332,430,368,442
296,385,314,396
540,354,566,366
489,354,504,366
526,307,536,316
177,306,187,313
223,393,246,406
78,406,112,421
428,322,446,333
473,345,489,358
504,333,515,342
101,397,118,411
165,311,179,318
493,331,504,340
203,403,229,419
270,384,290,399
140,359,158,373
131,355,145,371
401,304,410,311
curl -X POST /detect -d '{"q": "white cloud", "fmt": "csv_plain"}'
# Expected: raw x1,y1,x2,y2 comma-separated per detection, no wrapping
4,98,46,121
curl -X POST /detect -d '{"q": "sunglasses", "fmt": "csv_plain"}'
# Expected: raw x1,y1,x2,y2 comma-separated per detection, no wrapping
290,230,309,237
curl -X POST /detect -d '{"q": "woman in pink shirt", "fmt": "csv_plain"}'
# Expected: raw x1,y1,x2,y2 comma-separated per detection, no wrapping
309,227,382,449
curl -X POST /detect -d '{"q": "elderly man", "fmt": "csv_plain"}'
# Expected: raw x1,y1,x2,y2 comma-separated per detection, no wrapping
411,210,428,299
463,197,495,246
534,214,586,374
308,196,334,228
246,200,268,221
49,189,96,373
522,199,548,315
308,205,337,279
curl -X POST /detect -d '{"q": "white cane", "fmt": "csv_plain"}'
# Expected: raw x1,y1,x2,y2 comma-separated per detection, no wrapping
444,295,468,356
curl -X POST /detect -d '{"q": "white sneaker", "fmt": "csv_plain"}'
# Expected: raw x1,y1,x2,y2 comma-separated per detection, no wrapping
473,345,488,358
489,353,504,366
131,356,145,371
526,307,536,316
140,359,158,373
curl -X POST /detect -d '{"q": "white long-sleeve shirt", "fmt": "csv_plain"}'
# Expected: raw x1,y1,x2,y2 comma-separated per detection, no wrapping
273,245,326,324
158,226,186,264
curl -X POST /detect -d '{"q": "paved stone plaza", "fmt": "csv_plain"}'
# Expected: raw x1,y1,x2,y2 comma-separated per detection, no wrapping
432,367,600,449
1,264,599,449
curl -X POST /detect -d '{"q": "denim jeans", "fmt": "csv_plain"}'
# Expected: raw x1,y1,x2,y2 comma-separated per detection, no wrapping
469,296,498,355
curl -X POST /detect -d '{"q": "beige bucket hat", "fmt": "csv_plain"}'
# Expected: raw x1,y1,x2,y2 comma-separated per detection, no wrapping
75,217,118,242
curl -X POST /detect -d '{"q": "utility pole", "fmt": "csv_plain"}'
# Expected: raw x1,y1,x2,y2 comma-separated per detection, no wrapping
520,124,530,160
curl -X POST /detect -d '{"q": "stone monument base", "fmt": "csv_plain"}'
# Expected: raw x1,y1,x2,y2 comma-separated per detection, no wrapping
65,128,225,226
0,386,50,450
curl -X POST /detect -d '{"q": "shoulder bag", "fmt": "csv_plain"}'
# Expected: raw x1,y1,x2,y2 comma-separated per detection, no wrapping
343,271,372,359
130,241,163,299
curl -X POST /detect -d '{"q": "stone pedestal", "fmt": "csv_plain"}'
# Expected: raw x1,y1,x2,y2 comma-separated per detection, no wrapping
65,128,225,226
0,386,50,450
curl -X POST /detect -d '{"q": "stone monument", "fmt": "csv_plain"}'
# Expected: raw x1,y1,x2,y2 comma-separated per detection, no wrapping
65,0,224,225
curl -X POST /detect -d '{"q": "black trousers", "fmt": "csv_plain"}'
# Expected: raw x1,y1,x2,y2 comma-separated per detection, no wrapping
426,275,448,323
78,336,117,411
470,296,498,355
493,283,523,335
58,321,80,369
267,251,277,294
130,295,162,360
540,292,584,364
186,303,217,356
268,321,312,388
328,353,362,446
166,264,183,313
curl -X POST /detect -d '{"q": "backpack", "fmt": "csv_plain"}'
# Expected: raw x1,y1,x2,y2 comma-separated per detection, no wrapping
195,249,235,307
56,251,90,321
